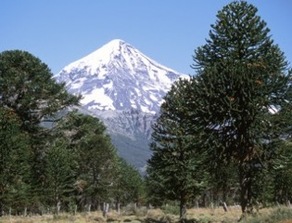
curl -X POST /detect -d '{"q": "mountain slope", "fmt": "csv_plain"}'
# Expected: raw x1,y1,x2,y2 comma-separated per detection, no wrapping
55,39,187,171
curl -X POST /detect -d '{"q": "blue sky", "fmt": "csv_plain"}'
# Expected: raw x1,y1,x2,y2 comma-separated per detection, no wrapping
1,1,291,75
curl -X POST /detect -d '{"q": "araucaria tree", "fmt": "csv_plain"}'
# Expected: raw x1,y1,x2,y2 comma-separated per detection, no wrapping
0,50,80,212
0,108,30,215
191,1,292,214
51,111,120,211
147,0,292,218
147,79,207,221
0,50,145,213
0,50,79,132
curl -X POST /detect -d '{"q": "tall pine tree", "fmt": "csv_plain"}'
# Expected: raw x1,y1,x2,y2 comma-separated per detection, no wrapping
147,79,207,221
0,50,80,208
53,111,119,211
0,108,30,215
113,158,144,211
191,1,292,214
44,138,76,212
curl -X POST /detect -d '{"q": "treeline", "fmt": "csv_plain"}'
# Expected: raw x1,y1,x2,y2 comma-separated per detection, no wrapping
0,50,143,216
1,1,292,221
146,1,292,221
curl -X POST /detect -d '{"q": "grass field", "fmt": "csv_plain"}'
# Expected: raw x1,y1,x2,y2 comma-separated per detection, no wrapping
0,206,292,223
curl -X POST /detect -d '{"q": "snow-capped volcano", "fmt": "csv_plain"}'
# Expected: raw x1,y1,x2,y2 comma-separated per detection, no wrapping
55,39,187,171
56,39,187,114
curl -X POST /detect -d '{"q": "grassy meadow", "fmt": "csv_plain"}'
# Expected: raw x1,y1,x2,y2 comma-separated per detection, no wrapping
1,206,292,223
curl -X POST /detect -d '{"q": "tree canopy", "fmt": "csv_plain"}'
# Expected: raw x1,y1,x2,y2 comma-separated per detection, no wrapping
147,79,208,220
147,0,292,216
0,50,144,214
0,50,80,132
191,1,292,214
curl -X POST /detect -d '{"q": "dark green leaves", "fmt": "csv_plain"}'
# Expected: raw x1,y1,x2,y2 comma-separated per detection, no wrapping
0,50,80,131
147,79,208,217
148,0,292,215
0,108,30,214
192,1,292,213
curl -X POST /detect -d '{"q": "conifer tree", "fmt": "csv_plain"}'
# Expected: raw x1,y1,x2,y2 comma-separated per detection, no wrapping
0,108,30,215
0,50,79,132
44,138,75,212
54,111,119,210
272,141,292,204
0,50,80,207
147,79,207,221
113,158,144,211
191,1,292,214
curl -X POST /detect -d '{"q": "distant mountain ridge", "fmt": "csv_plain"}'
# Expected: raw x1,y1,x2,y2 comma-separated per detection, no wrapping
55,39,188,171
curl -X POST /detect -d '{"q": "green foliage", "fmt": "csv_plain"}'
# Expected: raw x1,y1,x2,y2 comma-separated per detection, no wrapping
147,79,208,219
114,158,144,205
0,50,80,212
0,50,80,132
1,3,292,216
0,49,146,214
147,0,292,216
271,141,292,204
161,203,180,215
190,0,292,213
44,138,76,207
0,107,30,214
52,111,119,209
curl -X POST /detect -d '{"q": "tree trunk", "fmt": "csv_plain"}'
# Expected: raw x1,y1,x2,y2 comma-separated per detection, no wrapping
115,198,121,214
74,204,77,215
103,202,109,218
286,200,291,208
97,200,101,211
239,165,253,214
0,200,3,217
56,201,61,215
179,194,187,223
87,203,91,213
24,207,27,216
222,202,228,212
195,200,199,209
201,193,206,207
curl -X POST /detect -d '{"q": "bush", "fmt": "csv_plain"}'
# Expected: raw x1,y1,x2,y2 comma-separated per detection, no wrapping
267,207,292,223
160,204,179,216
244,207,292,223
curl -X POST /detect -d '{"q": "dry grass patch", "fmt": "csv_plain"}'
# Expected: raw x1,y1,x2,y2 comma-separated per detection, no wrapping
145,209,165,219
0,211,106,223
0,207,291,223
187,206,243,222
186,206,283,223
145,208,178,223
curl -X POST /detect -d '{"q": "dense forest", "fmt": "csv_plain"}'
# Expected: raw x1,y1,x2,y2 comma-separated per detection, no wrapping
0,50,144,216
0,1,292,222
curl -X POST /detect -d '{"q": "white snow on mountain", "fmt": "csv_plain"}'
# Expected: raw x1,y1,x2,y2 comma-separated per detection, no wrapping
55,39,188,114
54,39,188,170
